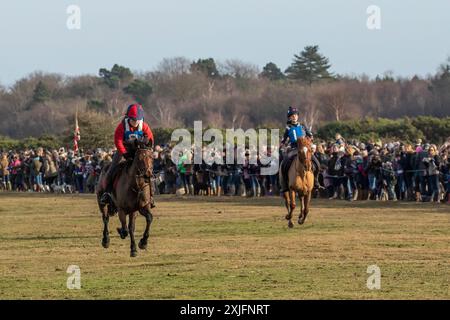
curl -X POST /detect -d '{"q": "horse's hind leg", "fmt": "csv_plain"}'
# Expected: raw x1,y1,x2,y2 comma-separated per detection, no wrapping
129,211,138,257
117,209,128,239
138,205,153,250
298,194,304,225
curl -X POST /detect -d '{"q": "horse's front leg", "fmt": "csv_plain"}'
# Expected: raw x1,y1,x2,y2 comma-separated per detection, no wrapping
298,193,304,225
283,191,291,220
117,209,128,239
101,206,110,248
286,190,296,228
129,211,138,257
299,192,311,225
138,205,153,250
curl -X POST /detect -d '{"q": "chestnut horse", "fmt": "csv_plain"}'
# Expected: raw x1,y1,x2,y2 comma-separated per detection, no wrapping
283,137,314,228
96,143,154,257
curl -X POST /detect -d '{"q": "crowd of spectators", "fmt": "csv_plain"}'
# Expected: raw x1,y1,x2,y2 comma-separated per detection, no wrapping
1,134,449,203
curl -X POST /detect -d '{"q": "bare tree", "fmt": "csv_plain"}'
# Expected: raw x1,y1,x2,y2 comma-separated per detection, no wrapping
318,82,355,122
156,57,191,79
219,59,259,79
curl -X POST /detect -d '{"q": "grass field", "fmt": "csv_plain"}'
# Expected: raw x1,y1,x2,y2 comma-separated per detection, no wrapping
0,193,448,299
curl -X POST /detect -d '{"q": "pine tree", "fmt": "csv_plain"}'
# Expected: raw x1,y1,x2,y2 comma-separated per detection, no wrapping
260,62,285,81
190,58,220,78
123,79,153,104
285,45,333,85
99,64,133,89
32,81,50,103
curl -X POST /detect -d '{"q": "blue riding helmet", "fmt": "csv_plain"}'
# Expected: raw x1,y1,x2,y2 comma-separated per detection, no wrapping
287,106,299,118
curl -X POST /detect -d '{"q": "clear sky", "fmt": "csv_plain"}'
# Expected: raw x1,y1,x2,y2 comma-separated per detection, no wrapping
0,0,449,86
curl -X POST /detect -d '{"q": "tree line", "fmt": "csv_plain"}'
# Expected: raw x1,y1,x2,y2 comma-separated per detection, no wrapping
1,116,449,151
0,45,449,142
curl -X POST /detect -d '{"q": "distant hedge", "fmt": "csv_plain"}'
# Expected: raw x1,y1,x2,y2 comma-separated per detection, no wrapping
316,116,450,144
2,116,449,151
0,135,64,151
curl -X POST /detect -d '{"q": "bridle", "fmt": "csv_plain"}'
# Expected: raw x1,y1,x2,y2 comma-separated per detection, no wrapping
135,148,153,179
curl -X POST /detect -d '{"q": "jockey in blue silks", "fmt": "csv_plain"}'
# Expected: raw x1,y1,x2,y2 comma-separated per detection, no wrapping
279,106,317,193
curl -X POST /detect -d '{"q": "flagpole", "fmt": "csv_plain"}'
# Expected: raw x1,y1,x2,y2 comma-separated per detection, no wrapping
74,108,80,157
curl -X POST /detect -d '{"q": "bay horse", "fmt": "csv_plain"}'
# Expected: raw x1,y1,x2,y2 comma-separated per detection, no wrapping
96,142,154,257
283,137,314,228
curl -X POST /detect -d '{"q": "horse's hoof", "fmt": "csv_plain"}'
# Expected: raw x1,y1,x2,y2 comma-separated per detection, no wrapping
102,238,110,248
130,250,138,258
138,240,148,250
288,221,294,228
117,228,128,239
298,217,305,225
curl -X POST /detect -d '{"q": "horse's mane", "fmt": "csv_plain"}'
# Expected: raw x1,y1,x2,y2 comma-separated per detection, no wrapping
297,137,312,156
297,137,311,148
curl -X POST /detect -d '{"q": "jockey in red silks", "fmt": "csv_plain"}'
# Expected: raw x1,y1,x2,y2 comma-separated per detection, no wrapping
100,103,155,207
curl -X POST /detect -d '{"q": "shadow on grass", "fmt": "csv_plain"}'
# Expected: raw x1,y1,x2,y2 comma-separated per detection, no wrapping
0,192,94,199
155,194,449,209
1,191,448,213
0,235,97,241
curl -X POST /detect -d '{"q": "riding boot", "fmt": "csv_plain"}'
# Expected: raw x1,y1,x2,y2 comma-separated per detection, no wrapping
100,175,113,205
100,162,119,204
101,173,116,202
280,169,289,193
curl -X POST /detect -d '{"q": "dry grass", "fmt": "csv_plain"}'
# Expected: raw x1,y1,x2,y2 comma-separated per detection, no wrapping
0,193,448,299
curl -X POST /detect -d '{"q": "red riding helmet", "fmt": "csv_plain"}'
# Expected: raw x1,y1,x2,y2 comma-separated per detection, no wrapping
126,104,144,121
